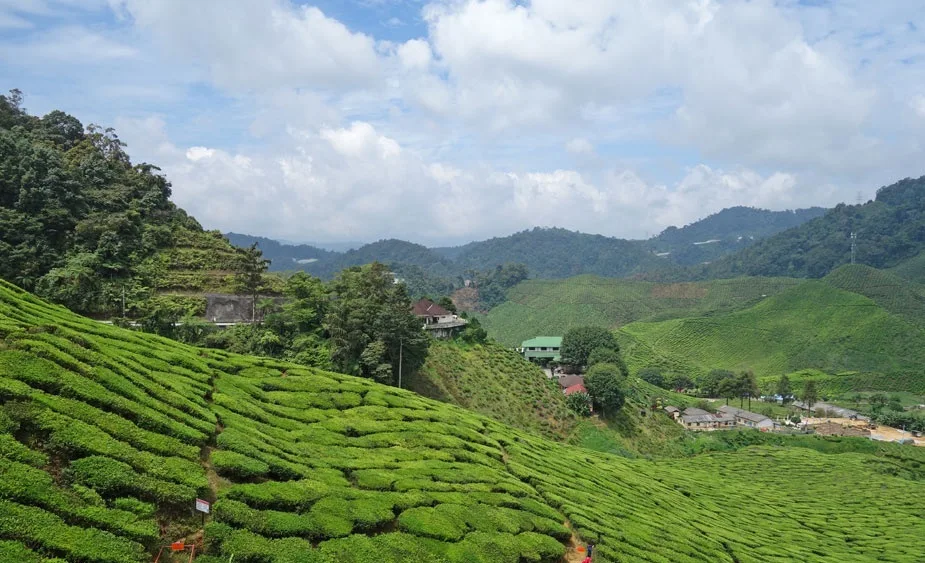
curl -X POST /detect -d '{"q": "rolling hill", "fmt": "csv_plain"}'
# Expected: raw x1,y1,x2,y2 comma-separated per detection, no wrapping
1,282,923,561
616,273,925,393
480,275,802,347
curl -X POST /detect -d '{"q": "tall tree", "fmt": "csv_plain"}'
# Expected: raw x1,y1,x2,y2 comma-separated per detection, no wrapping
234,243,270,322
776,374,793,405
738,370,760,409
801,380,819,414
324,262,428,385
717,375,739,406
584,362,627,418
560,326,619,368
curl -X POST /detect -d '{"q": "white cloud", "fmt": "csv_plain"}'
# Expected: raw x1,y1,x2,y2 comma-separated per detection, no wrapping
912,95,925,119
566,138,593,155
0,26,137,63
108,0,383,91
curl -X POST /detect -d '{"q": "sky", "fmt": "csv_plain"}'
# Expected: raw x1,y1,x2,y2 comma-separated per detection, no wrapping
1,0,924,246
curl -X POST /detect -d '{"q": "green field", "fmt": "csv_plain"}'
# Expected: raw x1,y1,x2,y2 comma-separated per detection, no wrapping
0,280,923,562
618,281,925,388
481,275,802,347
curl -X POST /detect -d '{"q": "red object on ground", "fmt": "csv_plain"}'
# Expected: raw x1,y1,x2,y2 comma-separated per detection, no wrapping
171,541,185,552
581,557,592,563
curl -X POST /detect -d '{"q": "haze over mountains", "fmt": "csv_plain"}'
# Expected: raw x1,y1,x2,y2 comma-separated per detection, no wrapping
227,205,827,281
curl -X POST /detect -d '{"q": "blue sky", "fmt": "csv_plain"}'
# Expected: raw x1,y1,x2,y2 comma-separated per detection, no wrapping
1,0,924,245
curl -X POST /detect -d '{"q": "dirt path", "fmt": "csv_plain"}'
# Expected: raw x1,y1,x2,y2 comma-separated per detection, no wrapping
804,417,924,446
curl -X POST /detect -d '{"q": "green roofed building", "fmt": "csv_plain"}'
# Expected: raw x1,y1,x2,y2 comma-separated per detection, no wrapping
519,336,562,362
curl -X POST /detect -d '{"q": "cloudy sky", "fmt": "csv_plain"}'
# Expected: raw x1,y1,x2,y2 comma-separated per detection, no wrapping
1,0,923,245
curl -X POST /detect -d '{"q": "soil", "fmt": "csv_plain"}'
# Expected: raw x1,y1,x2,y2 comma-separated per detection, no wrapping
803,417,924,446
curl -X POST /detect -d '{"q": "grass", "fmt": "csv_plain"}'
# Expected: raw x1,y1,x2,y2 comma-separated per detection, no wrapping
481,275,802,347
0,279,923,562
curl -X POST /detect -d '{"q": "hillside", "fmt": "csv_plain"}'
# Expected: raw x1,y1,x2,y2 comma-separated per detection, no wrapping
0,91,261,319
649,206,827,266
617,279,925,392
481,275,802,346
225,233,335,270
1,283,924,561
701,176,925,279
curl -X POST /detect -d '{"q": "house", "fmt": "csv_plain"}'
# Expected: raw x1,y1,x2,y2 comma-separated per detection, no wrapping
718,405,776,431
520,336,562,363
412,299,467,340
564,384,587,396
556,375,584,390
682,407,710,417
664,406,680,420
679,413,735,431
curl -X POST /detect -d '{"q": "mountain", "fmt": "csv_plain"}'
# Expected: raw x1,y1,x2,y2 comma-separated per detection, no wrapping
225,232,335,268
648,206,827,266
700,176,925,279
0,280,922,562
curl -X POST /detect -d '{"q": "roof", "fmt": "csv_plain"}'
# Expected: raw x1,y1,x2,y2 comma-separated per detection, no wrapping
718,405,770,423
664,406,680,413
412,298,450,317
557,375,584,389
682,414,735,424
521,336,563,348
564,384,587,396
682,407,710,416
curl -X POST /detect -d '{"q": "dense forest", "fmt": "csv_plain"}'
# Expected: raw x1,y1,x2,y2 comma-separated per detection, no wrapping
699,177,925,279
0,89,243,318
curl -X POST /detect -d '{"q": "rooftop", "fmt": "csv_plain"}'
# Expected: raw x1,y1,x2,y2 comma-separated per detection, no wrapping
557,375,584,389
682,407,710,416
521,336,562,348
682,414,735,424
564,384,587,396
719,405,771,423
412,298,450,317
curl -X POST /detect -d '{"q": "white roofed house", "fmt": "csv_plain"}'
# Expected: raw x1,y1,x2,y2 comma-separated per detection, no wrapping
678,407,735,431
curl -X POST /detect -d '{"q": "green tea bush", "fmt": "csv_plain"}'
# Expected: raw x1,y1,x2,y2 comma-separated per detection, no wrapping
212,450,270,479
397,505,467,541
67,456,196,505
0,540,43,563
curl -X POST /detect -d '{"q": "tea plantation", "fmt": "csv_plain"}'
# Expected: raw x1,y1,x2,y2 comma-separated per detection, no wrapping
0,279,923,562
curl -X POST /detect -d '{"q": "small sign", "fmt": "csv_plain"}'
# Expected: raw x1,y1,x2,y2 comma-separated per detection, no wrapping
195,498,210,514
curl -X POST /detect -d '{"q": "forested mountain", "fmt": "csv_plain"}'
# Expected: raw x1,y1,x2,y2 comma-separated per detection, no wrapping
648,206,827,266
225,232,335,268
700,177,925,279
0,89,243,317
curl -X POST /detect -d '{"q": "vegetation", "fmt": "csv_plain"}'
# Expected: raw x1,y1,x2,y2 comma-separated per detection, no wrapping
1,279,922,562
0,89,254,319
584,363,627,417
559,326,620,368
700,176,925,279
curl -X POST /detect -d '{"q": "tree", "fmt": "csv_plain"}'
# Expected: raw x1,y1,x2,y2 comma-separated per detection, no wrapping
717,375,739,406
584,362,627,417
234,243,270,322
700,369,735,397
776,374,793,404
324,262,428,386
436,296,457,314
851,393,864,408
666,373,694,392
565,392,592,417
587,347,625,369
801,380,819,414
458,316,488,345
559,326,619,368
637,367,665,389
738,371,760,409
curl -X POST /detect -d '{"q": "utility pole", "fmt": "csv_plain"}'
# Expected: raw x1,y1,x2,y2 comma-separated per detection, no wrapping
850,232,857,265
121,285,126,318
398,338,403,389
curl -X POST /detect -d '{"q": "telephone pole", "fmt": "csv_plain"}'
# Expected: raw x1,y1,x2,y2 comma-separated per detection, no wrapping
398,338,403,389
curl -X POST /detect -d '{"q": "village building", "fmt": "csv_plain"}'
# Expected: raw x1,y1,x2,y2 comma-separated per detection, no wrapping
718,405,776,431
664,406,680,420
563,383,587,396
556,375,584,391
679,412,736,431
411,299,467,340
520,336,562,363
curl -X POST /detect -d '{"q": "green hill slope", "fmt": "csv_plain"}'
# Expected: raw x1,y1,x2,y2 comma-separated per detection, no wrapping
0,280,923,562
617,280,925,392
482,275,802,346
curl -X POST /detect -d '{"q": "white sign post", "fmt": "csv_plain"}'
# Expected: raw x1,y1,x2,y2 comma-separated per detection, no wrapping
195,498,210,527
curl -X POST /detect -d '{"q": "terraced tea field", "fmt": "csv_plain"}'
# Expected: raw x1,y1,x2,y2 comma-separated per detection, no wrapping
617,281,925,390
481,275,802,346
0,279,923,562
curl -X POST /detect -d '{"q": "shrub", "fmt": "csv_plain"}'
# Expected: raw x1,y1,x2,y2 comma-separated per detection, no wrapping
397,505,467,541
212,450,270,480
67,456,196,505
565,392,592,417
